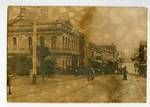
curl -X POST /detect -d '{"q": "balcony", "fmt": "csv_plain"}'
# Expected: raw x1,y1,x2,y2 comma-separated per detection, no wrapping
8,48,79,56
8,49,32,55
49,48,80,56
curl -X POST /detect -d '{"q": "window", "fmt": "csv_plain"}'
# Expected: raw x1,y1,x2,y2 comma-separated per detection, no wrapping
13,37,17,49
28,37,32,48
40,36,45,46
68,38,70,49
62,36,64,49
65,37,67,49
72,39,73,50
51,36,56,49
92,51,94,57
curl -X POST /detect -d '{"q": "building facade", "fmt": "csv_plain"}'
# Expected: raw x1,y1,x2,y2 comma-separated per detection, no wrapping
86,42,118,62
85,42,119,74
8,19,85,75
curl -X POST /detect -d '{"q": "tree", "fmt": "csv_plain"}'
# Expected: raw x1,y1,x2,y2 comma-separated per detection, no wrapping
37,45,50,81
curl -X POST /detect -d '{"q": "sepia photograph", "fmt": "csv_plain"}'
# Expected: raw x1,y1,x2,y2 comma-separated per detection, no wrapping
7,6,147,103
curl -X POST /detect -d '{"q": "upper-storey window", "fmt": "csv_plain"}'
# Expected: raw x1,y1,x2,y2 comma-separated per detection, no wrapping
68,38,70,50
51,36,56,49
28,37,32,48
40,36,45,47
13,37,17,49
65,37,67,50
91,51,94,57
62,36,64,50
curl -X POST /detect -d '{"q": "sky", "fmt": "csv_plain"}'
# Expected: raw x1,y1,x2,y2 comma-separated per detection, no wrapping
8,6,147,57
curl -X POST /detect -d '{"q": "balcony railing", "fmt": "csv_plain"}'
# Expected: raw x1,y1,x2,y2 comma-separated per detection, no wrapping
8,48,80,56
8,49,31,55
49,48,80,55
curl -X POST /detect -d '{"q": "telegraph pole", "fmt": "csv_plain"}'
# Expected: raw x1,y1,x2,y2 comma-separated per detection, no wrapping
32,22,37,84
19,7,49,84
19,7,37,83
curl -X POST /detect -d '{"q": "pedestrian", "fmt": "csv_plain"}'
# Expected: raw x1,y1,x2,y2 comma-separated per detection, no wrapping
74,68,78,77
91,68,95,80
123,66,128,80
7,74,12,95
134,62,138,74
87,68,91,81
87,67,95,81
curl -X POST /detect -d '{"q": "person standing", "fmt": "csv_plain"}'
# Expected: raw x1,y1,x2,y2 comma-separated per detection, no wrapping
87,67,95,81
74,68,78,77
134,61,138,74
7,74,12,95
123,66,128,80
91,68,95,80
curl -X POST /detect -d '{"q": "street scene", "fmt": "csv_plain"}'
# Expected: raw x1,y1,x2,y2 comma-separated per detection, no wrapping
7,6,147,102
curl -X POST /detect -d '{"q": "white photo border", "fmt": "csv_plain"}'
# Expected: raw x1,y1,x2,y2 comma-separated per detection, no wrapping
0,0,149,107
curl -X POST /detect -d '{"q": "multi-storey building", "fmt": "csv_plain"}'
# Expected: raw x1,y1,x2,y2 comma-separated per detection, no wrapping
86,42,118,62
8,18,85,75
85,42,119,74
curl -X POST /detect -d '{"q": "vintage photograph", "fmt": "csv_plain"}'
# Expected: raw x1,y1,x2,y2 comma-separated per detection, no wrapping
7,6,147,103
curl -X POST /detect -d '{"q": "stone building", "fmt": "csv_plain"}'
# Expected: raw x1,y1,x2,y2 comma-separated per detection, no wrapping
8,19,85,75
86,42,119,74
86,42,118,62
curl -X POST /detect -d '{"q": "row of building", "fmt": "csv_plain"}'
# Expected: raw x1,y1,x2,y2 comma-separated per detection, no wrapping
8,16,118,75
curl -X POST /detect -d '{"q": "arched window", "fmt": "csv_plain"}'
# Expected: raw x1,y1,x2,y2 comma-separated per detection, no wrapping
76,39,79,51
13,37,17,49
65,37,67,49
28,37,32,48
72,39,73,50
74,39,76,50
51,36,56,49
68,38,70,50
62,36,64,50
40,36,45,47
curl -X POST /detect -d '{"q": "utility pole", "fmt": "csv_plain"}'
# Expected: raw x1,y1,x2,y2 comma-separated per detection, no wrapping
19,7,50,83
32,22,37,84
10,7,40,84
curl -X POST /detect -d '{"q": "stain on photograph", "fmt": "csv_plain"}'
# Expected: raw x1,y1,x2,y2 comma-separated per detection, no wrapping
7,6,147,103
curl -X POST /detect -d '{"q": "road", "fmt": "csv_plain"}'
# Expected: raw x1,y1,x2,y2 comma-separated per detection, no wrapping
112,74,146,102
8,74,146,103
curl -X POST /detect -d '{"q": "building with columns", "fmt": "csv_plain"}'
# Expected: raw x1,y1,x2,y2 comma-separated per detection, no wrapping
8,19,85,75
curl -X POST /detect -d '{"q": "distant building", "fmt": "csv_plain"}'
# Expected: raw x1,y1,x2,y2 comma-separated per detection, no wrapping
86,42,118,64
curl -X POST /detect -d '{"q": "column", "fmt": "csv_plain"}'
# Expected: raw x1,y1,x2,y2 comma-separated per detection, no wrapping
32,22,37,84
62,36,64,50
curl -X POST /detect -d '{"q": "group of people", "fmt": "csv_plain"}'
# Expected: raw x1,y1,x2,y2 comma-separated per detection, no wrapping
73,65,128,82
117,65,128,80
73,67,95,81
